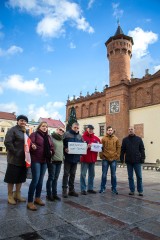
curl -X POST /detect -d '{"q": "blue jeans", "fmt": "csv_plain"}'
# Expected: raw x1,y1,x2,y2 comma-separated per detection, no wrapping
80,162,95,191
100,160,117,191
46,163,62,196
127,163,143,193
28,162,47,202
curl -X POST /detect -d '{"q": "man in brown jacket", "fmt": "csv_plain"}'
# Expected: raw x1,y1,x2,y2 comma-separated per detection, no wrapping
99,126,120,194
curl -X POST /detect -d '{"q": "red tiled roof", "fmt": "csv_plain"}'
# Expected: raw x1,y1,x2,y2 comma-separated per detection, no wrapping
0,112,17,121
39,118,65,128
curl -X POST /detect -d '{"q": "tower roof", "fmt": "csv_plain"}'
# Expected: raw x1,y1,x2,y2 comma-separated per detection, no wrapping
114,25,124,36
105,24,134,46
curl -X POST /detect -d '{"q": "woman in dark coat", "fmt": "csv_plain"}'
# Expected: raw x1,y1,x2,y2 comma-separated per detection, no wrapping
27,121,54,211
4,115,28,205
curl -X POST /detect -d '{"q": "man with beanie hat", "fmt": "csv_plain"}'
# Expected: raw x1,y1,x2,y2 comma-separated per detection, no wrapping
4,114,29,205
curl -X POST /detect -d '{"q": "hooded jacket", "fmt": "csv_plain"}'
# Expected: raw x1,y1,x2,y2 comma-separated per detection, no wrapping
80,131,100,163
99,134,121,161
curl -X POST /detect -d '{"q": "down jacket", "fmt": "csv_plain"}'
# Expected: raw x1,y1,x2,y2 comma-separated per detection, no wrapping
80,131,100,163
63,129,83,163
99,134,121,161
120,135,145,164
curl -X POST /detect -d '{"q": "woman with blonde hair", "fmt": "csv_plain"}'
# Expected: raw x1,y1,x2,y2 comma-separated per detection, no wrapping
27,121,54,211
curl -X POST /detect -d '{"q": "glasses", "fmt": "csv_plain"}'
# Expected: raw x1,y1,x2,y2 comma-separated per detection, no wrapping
59,129,64,132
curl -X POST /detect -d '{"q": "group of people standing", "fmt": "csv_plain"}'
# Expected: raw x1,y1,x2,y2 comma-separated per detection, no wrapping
4,115,145,211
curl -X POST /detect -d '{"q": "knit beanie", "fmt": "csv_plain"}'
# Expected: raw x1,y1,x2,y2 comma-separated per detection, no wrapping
17,115,28,123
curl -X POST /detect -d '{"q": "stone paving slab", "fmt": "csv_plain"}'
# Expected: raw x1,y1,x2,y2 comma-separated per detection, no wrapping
0,155,160,240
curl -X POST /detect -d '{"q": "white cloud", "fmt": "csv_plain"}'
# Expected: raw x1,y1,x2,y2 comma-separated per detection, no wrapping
8,0,94,38
88,0,95,9
7,0,37,11
29,66,37,72
69,42,76,49
154,65,160,73
76,17,94,33
131,54,153,78
37,16,65,38
46,101,65,108
0,102,19,113
3,74,46,94
112,2,124,19
27,101,65,121
128,27,158,59
0,45,23,57
128,27,158,78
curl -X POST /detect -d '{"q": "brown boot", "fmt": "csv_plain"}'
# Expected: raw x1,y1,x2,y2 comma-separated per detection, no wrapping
13,191,26,202
34,198,45,206
27,202,37,211
8,193,16,205
62,188,68,198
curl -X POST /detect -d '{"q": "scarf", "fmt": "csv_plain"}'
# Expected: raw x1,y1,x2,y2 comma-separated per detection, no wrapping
52,132,63,141
38,130,52,162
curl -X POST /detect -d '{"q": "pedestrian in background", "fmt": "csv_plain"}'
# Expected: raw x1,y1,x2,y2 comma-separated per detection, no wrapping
27,121,54,211
80,125,100,195
4,115,28,205
46,127,65,201
99,126,120,194
120,126,145,196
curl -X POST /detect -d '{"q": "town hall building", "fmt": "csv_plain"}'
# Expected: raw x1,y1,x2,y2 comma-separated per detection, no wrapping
66,25,160,164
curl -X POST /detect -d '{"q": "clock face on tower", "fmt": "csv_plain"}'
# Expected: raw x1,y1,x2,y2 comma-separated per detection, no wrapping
109,101,120,114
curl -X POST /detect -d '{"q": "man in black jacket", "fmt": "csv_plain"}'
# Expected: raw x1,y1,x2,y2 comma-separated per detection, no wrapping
62,122,83,198
120,126,145,196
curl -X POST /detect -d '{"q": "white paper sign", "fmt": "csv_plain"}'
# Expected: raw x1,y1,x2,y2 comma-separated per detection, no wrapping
91,143,102,152
68,142,87,154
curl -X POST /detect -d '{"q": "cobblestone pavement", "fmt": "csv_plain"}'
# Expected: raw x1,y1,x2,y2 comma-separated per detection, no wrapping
0,155,160,240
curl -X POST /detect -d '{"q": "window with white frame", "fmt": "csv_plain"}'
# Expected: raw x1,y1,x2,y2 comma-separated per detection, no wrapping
99,123,105,136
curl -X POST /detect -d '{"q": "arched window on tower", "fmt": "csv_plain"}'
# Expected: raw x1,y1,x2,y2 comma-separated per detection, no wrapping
152,84,160,104
97,101,102,115
75,106,79,119
89,103,94,117
81,104,87,118
135,88,145,107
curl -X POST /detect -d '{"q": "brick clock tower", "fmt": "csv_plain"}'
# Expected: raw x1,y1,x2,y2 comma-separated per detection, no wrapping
105,25,134,140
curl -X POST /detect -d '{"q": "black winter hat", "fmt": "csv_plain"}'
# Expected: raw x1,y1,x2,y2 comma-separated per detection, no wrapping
87,124,94,129
17,115,28,123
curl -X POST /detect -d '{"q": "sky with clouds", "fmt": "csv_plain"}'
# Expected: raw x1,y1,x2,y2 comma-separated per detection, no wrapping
0,0,160,122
